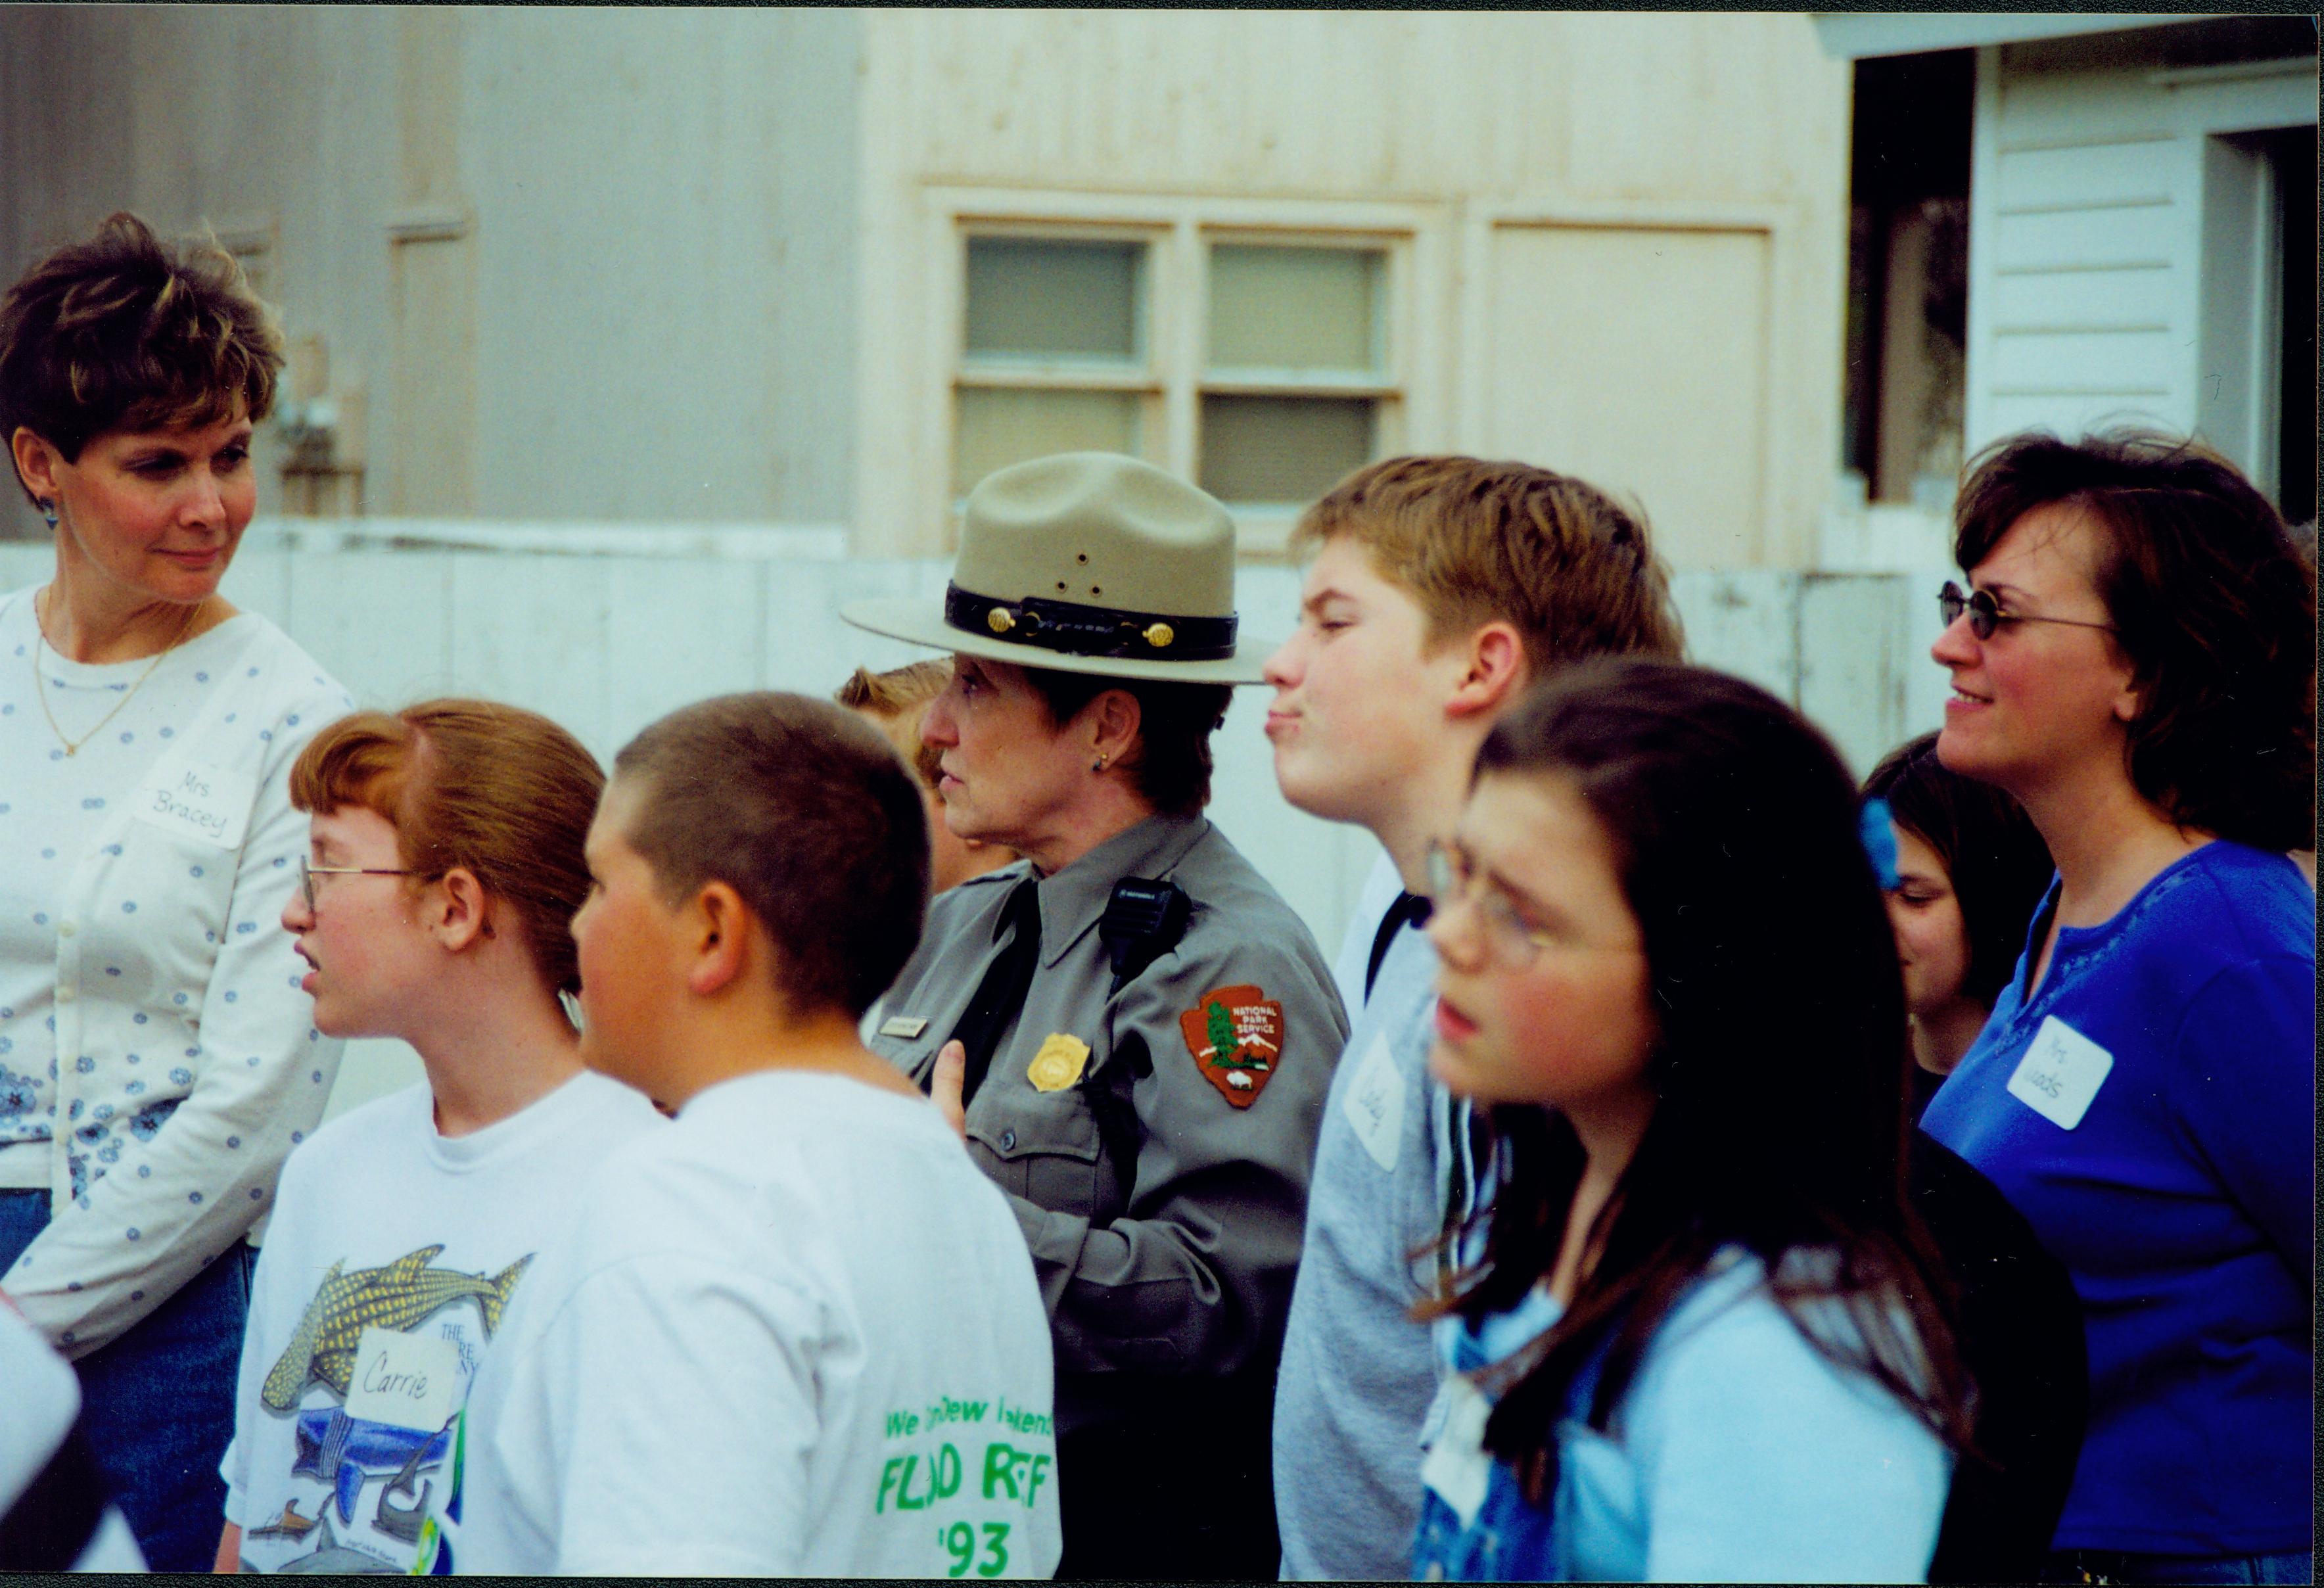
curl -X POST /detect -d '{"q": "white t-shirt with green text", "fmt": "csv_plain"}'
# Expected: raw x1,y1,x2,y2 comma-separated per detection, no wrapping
452,1069,1062,1578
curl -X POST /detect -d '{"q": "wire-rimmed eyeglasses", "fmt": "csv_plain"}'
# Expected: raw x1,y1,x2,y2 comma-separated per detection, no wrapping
298,854,417,913
1422,838,1643,968
1938,581,2116,642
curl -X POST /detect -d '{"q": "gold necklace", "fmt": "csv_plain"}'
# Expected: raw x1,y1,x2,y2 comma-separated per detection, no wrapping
30,588,202,757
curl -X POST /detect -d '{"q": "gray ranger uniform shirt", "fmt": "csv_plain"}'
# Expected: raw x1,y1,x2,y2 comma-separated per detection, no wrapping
870,810,1347,1575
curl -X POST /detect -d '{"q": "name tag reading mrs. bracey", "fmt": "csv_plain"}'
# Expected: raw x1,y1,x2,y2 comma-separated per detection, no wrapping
132,752,255,851
344,1326,464,1433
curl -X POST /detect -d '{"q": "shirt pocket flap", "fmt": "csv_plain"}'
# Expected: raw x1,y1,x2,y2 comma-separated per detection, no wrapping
969,1092,1101,1164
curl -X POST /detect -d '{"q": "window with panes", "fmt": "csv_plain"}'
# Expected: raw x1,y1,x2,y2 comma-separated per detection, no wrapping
955,230,1399,511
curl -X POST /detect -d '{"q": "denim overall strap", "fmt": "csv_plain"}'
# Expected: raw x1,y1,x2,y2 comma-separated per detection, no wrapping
1411,1307,1624,1582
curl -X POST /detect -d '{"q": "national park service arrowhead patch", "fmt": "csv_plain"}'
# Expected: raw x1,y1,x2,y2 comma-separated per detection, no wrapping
1178,984,1284,1109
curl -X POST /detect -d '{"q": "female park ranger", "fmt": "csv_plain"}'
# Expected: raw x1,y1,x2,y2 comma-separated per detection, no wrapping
845,453,1347,1580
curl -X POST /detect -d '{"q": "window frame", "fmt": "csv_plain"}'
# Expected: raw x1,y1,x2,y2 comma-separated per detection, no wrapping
925,188,1445,557
1197,229,1405,509
954,225,1166,494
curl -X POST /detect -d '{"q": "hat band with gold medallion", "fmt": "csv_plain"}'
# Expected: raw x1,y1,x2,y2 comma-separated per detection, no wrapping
944,584,1239,663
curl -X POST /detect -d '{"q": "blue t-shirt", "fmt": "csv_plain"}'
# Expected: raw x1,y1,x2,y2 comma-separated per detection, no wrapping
1410,1253,1950,1582
1922,840,2315,1555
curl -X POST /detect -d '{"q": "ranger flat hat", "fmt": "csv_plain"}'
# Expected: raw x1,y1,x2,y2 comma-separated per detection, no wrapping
841,452,1275,684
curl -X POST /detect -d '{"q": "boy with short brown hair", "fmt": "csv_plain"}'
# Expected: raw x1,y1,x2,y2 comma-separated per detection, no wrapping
452,693,1060,1577
1265,456,1681,1579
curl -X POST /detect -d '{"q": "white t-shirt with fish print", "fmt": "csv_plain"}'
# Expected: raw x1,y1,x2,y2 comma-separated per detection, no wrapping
451,1069,1063,1577
220,1069,662,1574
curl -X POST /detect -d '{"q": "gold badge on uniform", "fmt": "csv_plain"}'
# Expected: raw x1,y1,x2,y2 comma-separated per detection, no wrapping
1178,984,1285,1109
1027,1033,1092,1092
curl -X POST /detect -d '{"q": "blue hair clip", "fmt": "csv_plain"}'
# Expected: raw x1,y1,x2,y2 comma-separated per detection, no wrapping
1859,797,1899,891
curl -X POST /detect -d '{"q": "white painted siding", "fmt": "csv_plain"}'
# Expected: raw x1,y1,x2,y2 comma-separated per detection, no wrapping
1965,41,2317,459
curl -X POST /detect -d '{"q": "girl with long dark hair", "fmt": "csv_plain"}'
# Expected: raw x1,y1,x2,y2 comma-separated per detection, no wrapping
1410,658,1970,1583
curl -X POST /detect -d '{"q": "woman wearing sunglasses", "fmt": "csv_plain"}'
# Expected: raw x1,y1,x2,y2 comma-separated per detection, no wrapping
1920,431,2314,1584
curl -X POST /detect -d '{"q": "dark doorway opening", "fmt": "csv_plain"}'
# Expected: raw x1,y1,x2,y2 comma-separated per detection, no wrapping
1843,51,1974,505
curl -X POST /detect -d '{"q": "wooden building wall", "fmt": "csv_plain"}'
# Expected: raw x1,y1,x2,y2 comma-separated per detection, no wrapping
0,7,864,534
854,11,1855,567
1,11,1852,565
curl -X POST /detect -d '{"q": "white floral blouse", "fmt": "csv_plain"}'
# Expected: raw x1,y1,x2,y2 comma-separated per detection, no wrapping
0,588,353,1357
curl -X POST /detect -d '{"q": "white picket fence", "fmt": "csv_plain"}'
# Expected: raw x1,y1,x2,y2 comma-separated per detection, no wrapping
2,521,1957,1117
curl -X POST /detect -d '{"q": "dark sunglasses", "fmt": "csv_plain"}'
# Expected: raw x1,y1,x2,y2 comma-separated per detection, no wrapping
1938,581,2115,642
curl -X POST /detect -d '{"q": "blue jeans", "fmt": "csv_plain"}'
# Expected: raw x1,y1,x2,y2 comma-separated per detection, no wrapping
1412,1473,1560,1581
0,1188,254,1573
2042,1548,2315,1584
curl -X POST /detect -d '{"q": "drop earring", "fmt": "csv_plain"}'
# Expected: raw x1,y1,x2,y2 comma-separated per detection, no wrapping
1091,753,1109,774
38,499,56,529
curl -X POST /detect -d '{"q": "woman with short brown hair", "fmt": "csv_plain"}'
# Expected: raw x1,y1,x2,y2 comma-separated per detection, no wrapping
1920,430,2313,1581
0,213,352,1568
844,452,1349,1578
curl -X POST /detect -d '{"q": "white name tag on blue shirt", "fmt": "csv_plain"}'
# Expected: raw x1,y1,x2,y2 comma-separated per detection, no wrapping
344,1325,463,1432
132,753,254,850
2007,1016,2114,1131
1418,1373,1494,1528
1341,1031,1404,1173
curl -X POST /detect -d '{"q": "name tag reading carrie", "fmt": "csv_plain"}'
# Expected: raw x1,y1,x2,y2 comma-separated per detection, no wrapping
343,1326,463,1432
2007,1016,2114,1131
132,753,255,851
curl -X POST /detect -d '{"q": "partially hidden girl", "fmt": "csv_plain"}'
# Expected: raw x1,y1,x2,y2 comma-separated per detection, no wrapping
1863,731,2054,1121
1865,733,2086,1582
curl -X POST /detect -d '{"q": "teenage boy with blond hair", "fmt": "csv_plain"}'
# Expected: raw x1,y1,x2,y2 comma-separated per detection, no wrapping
1263,456,1683,1579
451,693,1060,1577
